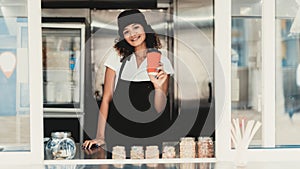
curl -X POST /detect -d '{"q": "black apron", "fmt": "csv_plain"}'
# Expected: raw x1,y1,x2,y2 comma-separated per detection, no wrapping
105,56,172,158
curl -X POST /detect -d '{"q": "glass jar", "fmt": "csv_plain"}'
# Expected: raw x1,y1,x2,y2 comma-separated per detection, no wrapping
112,146,126,169
145,145,159,168
162,145,176,158
130,146,144,159
145,145,159,159
45,132,76,160
179,137,196,158
112,146,126,160
197,137,214,158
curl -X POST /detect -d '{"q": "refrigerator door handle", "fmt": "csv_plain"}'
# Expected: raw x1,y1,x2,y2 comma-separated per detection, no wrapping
208,82,212,103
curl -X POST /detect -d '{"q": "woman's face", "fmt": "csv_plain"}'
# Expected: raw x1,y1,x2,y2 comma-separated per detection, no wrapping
122,23,146,49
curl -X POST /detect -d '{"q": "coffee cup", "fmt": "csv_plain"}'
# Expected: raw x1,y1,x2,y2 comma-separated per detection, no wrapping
147,49,161,76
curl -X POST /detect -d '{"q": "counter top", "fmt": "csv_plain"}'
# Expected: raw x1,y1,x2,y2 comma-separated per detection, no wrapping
44,143,216,164
4,162,300,169
45,143,106,160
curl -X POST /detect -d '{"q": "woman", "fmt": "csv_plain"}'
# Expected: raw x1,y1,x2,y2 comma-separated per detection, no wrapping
83,9,174,156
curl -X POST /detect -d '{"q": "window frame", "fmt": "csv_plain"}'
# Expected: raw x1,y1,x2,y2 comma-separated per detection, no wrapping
0,0,44,165
3,0,299,165
215,0,300,161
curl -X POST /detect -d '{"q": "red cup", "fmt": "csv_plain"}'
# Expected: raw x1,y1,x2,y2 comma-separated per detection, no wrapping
147,49,161,75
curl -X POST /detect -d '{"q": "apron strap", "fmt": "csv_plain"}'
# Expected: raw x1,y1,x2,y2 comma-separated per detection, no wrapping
118,55,131,81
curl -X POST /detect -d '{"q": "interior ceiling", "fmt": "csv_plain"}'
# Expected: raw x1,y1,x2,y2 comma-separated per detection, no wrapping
232,0,262,4
41,0,159,9
41,0,214,28
91,9,167,31
0,0,283,8
41,0,265,9
178,0,212,8
41,0,216,9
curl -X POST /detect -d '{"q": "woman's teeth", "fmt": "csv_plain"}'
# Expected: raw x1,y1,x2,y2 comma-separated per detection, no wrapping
132,36,139,41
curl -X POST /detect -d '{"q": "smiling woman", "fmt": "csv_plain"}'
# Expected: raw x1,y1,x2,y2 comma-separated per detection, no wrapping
83,9,175,158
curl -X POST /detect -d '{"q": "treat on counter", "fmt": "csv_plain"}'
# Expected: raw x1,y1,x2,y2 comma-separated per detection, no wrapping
146,163,158,168
198,163,211,169
180,163,196,169
130,146,144,159
113,164,124,168
162,146,176,158
45,132,76,160
145,145,159,167
197,137,214,158
145,145,159,159
52,149,71,160
112,146,126,160
179,137,196,158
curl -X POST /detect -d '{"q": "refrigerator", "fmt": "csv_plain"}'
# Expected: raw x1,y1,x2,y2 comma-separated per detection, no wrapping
42,23,85,143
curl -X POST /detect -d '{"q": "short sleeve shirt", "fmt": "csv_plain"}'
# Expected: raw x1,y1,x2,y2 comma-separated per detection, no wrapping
104,52,174,88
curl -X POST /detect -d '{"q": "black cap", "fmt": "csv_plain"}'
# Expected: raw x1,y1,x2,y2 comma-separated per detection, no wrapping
117,9,148,38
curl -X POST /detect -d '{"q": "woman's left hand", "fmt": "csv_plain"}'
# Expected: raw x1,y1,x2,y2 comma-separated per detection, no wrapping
149,63,169,112
148,63,168,89
83,146,106,159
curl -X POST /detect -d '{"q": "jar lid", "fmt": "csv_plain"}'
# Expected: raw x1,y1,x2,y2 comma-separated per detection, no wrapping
180,137,195,142
131,146,144,151
51,132,71,138
146,145,158,150
198,136,212,141
113,146,125,151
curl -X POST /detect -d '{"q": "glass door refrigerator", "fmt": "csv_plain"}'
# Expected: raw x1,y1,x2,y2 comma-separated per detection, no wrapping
42,23,85,144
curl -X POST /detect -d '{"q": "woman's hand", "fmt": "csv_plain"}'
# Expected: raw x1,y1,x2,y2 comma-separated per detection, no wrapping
148,63,169,113
83,146,106,159
148,63,168,89
82,138,105,149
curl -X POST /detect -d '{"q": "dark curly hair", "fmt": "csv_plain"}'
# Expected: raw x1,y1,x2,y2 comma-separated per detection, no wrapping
114,24,162,61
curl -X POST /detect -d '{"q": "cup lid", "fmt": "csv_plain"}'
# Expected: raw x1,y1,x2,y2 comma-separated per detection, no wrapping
147,48,161,54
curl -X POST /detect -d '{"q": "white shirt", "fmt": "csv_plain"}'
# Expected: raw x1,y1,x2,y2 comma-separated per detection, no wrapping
104,52,174,87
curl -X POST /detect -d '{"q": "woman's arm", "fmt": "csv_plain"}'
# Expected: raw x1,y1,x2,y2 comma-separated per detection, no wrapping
83,67,115,149
96,67,115,137
149,69,170,113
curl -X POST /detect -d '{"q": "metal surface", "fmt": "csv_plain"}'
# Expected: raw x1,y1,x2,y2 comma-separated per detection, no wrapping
174,0,214,100
40,0,215,145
